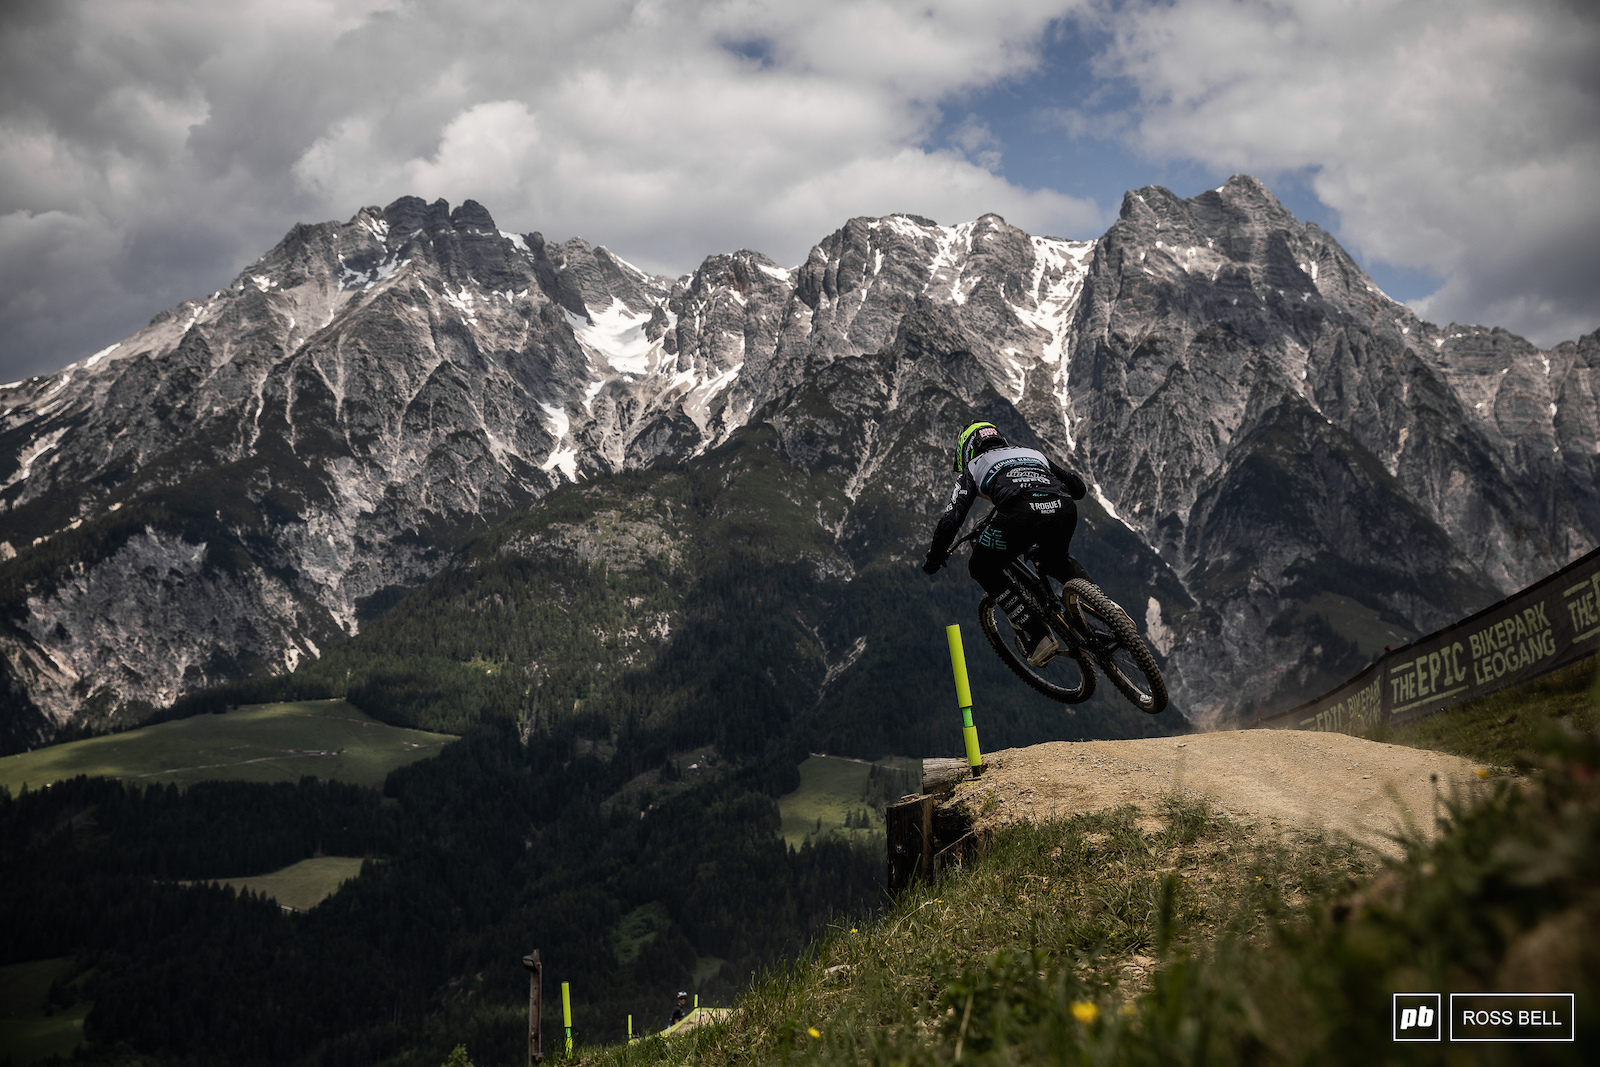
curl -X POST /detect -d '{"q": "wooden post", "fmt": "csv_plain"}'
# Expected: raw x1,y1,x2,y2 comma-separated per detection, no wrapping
520,951,542,1064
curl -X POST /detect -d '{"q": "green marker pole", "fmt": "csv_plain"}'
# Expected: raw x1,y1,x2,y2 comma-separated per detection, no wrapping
946,624,982,772
561,982,572,1055
628,1014,633,1041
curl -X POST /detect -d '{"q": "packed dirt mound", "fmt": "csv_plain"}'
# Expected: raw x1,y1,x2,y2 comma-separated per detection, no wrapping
949,731,1492,854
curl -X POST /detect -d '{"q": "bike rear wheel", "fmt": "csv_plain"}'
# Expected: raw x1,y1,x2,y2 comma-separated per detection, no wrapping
979,594,1096,704
1063,579,1167,713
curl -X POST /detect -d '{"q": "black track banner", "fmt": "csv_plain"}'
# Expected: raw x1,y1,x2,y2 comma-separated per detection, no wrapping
1261,547,1600,733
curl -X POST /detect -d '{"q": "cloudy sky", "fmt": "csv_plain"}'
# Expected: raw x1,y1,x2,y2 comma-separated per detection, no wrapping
2,0,1596,382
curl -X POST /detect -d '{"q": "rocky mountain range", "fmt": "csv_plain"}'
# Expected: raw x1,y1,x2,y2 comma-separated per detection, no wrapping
2,175,1595,752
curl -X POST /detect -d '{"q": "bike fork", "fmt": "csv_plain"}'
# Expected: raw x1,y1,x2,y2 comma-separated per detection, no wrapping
1002,566,1069,646
996,586,1039,633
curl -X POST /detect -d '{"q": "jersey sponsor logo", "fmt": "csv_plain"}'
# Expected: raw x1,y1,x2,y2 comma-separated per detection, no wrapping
969,447,1051,497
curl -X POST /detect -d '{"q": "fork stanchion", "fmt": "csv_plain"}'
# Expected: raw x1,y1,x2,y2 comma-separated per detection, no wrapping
945,624,983,775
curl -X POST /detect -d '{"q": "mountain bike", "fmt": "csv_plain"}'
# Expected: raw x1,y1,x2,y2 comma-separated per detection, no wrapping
946,514,1168,713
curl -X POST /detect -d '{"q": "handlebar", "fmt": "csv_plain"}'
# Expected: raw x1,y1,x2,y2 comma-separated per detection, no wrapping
950,510,995,553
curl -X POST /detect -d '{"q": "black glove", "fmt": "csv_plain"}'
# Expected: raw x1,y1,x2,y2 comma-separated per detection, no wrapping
922,550,946,575
1048,459,1088,500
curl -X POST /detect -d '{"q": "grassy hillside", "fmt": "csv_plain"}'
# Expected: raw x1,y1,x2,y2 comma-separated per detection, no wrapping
547,666,1600,1066
0,700,452,792
1375,655,1598,766
579,796,1378,1067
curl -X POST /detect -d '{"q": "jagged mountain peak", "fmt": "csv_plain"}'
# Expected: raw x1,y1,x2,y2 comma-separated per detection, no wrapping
0,179,1595,749
371,194,497,238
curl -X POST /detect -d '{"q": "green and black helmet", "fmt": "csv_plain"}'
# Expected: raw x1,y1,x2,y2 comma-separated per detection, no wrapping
954,421,1007,472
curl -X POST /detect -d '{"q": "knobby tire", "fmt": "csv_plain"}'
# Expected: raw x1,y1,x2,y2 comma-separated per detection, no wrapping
978,593,1095,705
1062,579,1168,713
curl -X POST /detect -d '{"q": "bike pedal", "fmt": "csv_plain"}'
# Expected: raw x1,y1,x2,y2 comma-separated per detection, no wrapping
1026,634,1059,668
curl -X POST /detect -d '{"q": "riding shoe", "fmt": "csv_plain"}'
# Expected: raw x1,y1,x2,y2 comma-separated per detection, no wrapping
1026,632,1058,667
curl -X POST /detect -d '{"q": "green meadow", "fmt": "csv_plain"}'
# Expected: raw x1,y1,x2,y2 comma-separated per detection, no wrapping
0,701,454,793
192,855,370,912
775,755,920,847
0,957,88,1066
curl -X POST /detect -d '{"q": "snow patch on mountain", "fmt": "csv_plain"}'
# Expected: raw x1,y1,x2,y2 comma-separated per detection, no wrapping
681,362,743,429
82,343,120,369
1091,482,1129,527
565,301,656,374
1,426,71,494
925,220,978,305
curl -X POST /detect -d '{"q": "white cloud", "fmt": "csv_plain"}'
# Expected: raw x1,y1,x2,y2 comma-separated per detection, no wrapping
283,0,1102,271
1090,0,1600,346
0,0,1099,378
4,0,1590,380
950,115,1004,172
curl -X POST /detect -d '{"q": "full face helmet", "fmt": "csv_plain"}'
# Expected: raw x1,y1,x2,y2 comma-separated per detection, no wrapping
954,421,1007,472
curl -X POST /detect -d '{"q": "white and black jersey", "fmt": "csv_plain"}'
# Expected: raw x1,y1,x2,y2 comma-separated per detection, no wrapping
928,446,1086,560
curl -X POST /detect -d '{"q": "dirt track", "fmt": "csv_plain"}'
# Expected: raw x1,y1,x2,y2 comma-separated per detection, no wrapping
948,731,1493,854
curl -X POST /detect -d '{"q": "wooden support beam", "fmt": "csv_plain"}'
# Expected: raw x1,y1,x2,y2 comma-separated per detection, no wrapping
923,756,977,796
886,794,930,891
886,784,977,892
521,950,542,1063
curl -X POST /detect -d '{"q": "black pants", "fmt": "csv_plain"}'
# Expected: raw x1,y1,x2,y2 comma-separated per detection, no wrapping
968,496,1079,639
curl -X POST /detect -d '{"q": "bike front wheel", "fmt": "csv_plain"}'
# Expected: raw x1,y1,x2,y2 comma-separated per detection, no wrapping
1062,580,1168,713
978,594,1096,704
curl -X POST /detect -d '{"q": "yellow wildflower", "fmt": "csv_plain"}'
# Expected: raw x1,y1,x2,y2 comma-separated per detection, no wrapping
1070,1001,1098,1024
808,1027,821,1039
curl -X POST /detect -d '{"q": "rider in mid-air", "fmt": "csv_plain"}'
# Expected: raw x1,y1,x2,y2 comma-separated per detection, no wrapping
922,422,1088,666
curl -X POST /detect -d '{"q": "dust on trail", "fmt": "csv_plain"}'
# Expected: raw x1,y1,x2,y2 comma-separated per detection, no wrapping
949,731,1493,855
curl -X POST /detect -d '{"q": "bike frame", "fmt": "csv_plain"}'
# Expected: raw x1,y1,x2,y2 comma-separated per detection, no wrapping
955,512,1095,657
948,509,1168,713
1001,554,1097,657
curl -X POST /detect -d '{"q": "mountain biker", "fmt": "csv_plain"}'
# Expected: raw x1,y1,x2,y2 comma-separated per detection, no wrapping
922,422,1088,667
